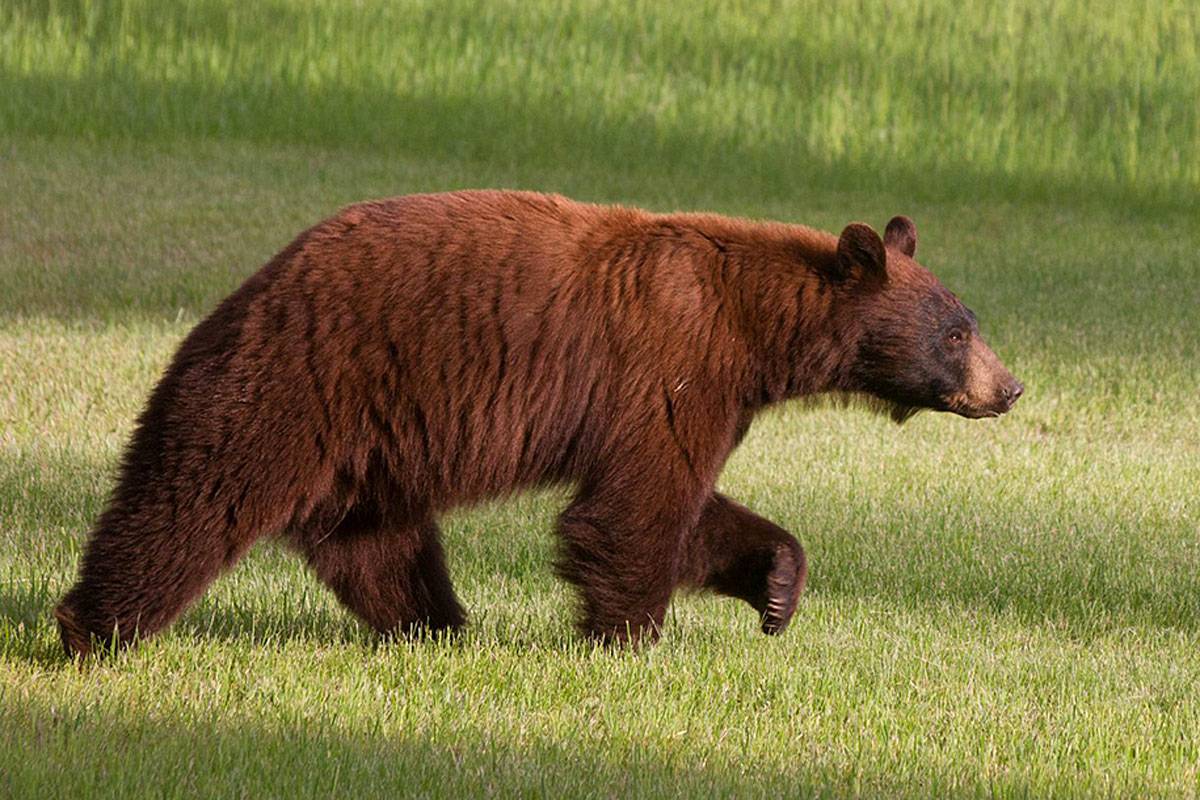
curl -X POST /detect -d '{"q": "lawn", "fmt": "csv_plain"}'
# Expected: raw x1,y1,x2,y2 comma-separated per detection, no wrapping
2,1,1199,797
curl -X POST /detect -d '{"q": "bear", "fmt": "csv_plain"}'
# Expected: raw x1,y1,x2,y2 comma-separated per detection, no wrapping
54,190,1023,656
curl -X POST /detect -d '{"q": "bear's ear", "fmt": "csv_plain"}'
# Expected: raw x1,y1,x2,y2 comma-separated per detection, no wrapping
884,215,917,257
835,222,887,282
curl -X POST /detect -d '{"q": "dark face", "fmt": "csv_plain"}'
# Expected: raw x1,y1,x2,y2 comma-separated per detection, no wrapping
835,217,1024,422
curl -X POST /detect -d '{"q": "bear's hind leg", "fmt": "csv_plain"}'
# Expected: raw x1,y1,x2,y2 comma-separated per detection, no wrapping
679,493,807,635
297,508,465,637
55,503,261,658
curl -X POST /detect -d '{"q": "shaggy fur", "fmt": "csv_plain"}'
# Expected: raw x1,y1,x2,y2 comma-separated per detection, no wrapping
55,190,1021,656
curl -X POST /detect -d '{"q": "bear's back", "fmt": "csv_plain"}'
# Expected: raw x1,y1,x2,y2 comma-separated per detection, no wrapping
195,191,737,511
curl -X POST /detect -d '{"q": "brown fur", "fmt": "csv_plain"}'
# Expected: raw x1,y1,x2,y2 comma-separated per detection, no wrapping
55,190,1020,656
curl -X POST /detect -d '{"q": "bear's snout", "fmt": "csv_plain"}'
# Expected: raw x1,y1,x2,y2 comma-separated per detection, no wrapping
946,337,1023,418
1000,379,1024,411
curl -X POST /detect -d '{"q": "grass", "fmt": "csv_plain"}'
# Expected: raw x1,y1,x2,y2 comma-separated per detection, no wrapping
2,1,1199,797
2,0,1198,207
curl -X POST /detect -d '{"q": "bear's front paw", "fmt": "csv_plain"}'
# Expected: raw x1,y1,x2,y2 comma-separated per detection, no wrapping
760,542,806,635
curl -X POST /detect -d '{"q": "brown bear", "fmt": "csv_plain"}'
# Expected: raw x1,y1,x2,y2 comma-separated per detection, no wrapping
55,190,1022,656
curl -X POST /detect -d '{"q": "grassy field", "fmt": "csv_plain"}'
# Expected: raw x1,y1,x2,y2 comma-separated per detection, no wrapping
2,1,1199,797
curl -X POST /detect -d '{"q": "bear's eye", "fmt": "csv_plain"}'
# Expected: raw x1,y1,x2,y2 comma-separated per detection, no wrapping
946,330,967,346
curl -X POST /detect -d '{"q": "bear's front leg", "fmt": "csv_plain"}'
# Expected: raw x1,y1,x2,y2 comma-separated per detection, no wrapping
680,493,807,635
555,476,709,647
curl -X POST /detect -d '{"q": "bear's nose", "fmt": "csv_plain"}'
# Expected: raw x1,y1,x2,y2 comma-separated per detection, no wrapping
1002,380,1024,408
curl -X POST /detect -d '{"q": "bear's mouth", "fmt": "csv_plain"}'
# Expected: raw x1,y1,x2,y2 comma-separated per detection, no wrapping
940,393,1008,419
954,406,1004,419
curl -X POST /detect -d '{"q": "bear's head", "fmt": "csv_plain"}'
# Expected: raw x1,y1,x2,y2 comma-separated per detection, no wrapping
830,216,1023,423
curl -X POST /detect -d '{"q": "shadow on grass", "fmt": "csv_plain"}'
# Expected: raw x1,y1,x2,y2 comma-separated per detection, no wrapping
0,564,376,670
2,129,1027,324
0,698,1070,799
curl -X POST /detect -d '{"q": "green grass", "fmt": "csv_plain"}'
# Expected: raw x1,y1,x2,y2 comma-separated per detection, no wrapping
3,0,1198,207
2,1,1200,797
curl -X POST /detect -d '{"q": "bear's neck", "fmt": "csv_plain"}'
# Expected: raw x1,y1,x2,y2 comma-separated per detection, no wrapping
731,249,858,409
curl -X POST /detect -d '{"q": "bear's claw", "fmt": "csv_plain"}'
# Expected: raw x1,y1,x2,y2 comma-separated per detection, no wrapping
760,543,806,635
